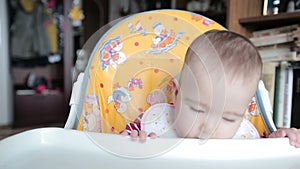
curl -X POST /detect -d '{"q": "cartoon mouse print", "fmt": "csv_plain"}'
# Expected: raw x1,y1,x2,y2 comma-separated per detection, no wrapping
128,78,143,91
128,20,147,35
100,36,127,70
83,94,102,132
244,98,260,121
107,86,132,114
148,22,184,54
190,12,215,26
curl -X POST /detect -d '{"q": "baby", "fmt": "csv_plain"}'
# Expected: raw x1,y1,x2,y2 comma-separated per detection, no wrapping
122,30,300,147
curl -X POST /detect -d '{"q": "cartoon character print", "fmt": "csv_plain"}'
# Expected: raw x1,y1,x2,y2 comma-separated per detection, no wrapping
148,22,184,54
128,20,147,35
202,17,214,26
100,36,127,70
107,86,132,114
190,13,215,26
128,78,143,91
190,13,203,21
146,77,177,106
147,90,167,106
83,94,102,132
245,98,260,121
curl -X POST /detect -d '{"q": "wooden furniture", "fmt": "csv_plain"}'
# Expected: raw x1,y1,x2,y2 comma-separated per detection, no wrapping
12,1,74,127
226,0,300,128
239,11,300,31
227,0,262,37
227,0,300,37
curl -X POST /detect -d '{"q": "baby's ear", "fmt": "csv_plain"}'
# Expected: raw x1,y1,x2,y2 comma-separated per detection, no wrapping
172,76,180,99
174,83,179,97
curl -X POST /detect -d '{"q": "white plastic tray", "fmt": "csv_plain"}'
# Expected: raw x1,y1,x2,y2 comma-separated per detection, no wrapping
0,128,299,169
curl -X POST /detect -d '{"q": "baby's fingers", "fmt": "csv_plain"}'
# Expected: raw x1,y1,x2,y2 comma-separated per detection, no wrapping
269,129,286,138
129,130,148,142
270,128,300,148
148,132,157,139
286,128,300,148
127,130,158,142
120,130,129,136
138,131,147,143
130,130,139,141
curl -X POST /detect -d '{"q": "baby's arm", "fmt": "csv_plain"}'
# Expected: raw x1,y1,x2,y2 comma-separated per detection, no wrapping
268,128,300,148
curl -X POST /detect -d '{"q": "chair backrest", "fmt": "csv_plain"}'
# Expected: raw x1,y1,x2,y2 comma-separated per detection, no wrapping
68,9,274,137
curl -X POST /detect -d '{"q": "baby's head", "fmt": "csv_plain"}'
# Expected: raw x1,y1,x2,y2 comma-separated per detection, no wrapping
174,30,262,139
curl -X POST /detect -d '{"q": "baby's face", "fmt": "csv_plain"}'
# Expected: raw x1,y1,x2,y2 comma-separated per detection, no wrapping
174,62,256,139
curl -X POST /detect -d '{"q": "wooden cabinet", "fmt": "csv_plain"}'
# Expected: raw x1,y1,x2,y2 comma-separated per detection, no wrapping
227,0,300,37
227,0,300,128
227,0,262,37
239,11,300,31
11,1,74,127
14,94,65,126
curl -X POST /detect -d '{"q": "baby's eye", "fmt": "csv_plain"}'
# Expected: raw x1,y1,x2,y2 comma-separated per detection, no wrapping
189,106,204,113
222,117,235,123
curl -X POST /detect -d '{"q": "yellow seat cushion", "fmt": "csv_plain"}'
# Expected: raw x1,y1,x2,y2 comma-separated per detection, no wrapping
76,9,269,137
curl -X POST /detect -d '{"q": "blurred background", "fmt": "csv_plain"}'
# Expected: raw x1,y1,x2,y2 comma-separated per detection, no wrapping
2,0,298,139
0,0,227,139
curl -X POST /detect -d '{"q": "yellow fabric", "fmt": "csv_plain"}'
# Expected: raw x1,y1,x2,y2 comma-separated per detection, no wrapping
76,10,269,136
245,97,269,137
44,8,58,54
19,0,36,12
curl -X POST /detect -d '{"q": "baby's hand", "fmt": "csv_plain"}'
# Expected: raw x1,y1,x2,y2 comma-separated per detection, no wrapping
121,130,157,143
269,128,300,148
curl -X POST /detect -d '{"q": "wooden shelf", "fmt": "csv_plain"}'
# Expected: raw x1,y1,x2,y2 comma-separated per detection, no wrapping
239,12,300,31
14,94,67,127
10,0,74,127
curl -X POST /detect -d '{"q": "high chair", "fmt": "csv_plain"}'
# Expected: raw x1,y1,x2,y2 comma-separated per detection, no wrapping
0,9,299,169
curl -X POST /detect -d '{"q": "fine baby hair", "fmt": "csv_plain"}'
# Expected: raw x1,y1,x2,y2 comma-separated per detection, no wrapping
173,30,263,139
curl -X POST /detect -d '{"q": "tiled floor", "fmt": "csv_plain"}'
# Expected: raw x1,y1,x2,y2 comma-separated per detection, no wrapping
0,123,64,140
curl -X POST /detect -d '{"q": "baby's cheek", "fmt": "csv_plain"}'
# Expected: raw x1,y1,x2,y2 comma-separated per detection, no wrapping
174,117,198,138
173,120,188,137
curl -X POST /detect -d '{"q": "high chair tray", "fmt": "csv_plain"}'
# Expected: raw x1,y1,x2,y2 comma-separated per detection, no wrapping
0,128,299,169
